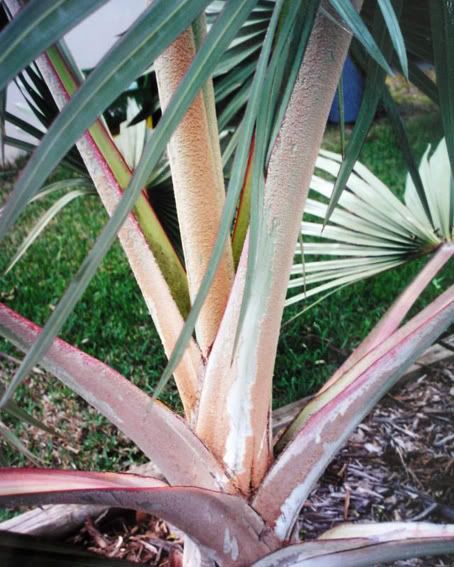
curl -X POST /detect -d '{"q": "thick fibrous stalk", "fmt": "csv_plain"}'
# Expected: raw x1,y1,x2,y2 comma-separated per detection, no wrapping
154,28,234,356
0,303,231,489
195,239,250,488
192,14,225,202
253,285,454,540
319,242,454,393
10,43,202,419
196,2,361,493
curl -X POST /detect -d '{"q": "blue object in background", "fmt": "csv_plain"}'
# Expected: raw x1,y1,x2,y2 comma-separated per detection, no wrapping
329,56,364,123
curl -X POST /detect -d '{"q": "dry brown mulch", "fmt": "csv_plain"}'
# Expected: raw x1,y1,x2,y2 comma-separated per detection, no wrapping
64,359,454,566
299,359,454,566
69,511,184,566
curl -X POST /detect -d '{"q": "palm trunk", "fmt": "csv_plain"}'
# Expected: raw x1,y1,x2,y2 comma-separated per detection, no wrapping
154,28,234,357
196,1,363,493
19,39,202,419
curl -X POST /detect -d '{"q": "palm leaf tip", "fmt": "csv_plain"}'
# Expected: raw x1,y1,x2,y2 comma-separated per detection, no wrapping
405,137,453,241
113,98,147,170
288,141,452,308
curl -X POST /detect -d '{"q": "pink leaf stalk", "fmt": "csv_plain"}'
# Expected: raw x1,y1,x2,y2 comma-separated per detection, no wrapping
0,303,230,490
253,522,454,566
254,286,454,539
0,468,279,565
4,0,201,419
320,242,453,394
154,27,234,356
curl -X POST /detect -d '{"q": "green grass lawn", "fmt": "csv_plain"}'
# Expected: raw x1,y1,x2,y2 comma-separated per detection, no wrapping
0,104,452,476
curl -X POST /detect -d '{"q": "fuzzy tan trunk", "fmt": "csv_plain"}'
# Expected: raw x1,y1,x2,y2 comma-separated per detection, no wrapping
196,1,362,494
192,14,225,203
17,39,203,420
154,28,234,357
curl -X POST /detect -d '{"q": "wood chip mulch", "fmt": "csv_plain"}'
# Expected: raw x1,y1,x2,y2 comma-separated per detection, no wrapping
69,510,184,566
68,359,454,566
298,359,454,566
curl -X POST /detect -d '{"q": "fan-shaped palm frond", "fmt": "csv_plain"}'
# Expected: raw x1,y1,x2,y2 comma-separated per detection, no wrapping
287,138,452,307
113,98,147,170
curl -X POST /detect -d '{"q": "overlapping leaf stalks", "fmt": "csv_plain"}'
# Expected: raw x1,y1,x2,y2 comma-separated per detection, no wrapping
0,0,453,565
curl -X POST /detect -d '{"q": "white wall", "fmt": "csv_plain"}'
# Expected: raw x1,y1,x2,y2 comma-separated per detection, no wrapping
5,0,144,162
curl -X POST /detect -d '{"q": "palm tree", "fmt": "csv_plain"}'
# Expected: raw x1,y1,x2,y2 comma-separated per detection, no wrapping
0,1,452,565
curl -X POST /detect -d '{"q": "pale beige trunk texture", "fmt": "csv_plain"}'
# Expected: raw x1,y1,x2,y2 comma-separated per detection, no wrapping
27,47,202,419
154,29,234,357
196,2,361,494
192,14,225,205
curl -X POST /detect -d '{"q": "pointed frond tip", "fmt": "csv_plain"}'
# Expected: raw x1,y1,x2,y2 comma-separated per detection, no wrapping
287,140,452,307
